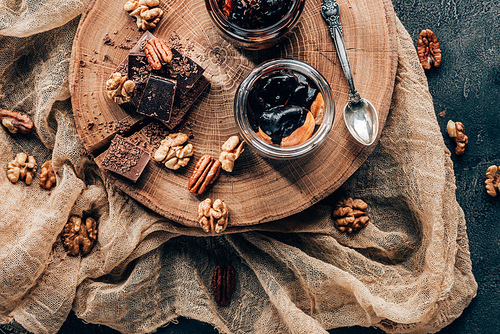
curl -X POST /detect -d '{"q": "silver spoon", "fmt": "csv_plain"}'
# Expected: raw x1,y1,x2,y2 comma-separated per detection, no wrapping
321,0,379,146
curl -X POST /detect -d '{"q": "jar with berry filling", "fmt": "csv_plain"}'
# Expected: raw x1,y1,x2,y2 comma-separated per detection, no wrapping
234,59,335,159
205,0,306,50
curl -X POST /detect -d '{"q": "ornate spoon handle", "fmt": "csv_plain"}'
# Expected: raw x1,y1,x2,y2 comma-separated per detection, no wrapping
321,0,361,103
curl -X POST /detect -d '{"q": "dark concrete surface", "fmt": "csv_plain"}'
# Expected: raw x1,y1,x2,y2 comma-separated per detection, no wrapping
2,0,499,333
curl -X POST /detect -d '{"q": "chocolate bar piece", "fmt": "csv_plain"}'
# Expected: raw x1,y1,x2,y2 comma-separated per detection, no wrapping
169,75,210,130
136,75,177,124
153,48,206,96
128,52,151,106
101,134,151,183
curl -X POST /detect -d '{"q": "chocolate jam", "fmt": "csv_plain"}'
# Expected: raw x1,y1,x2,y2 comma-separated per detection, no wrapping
219,0,293,30
247,69,319,145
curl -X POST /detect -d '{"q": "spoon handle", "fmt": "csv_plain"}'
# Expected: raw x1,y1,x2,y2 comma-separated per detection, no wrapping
321,0,361,103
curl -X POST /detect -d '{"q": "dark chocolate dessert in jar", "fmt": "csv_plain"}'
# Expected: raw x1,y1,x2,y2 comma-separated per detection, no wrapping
235,59,335,159
205,0,306,50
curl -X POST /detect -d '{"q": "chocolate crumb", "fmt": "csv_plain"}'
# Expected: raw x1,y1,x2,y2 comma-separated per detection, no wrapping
79,60,86,67
103,35,115,46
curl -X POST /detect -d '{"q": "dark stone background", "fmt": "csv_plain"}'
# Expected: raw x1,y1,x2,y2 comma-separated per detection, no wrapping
2,0,499,333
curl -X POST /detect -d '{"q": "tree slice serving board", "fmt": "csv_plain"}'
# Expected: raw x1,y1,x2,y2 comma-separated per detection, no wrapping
69,0,398,228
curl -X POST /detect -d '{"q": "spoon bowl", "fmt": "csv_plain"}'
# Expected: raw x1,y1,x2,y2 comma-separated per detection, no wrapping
344,98,379,146
321,0,379,146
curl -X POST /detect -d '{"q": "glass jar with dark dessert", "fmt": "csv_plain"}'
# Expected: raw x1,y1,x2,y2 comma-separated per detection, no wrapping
205,0,305,50
235,59,335,159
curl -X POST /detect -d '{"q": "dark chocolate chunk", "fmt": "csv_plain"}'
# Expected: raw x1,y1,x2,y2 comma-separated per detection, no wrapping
101,134,151,183
137,75,177,124
153,48,205,96
169,75,211,130
128,52,151,106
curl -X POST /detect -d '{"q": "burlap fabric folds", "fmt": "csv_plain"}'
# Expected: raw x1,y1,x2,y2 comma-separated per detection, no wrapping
0,1,477,333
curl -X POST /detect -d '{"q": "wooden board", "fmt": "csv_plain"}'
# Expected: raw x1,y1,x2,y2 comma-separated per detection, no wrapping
69,0,398,228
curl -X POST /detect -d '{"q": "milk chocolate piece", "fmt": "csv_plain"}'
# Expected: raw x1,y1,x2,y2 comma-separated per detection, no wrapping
101,135,151,183
153,48,205,96
137,75,177,124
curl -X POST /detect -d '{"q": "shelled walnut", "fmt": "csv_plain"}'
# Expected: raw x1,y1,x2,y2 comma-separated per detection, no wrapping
188,155,221,196
144,38,173,70
105,72,136,104
7,153,37,185
212,265,236,306
61,215,98,256
485,165,500,197
219,136,244,172
0,109,34,134
332,198,370,233
153,133,193,170
447,120,468,155
417,29,442,70
40,160,56,189
124,0,163,31
197,198,229,234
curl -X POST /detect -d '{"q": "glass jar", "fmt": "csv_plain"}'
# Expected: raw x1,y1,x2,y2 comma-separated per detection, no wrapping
205,0,306,50
234,59,335,159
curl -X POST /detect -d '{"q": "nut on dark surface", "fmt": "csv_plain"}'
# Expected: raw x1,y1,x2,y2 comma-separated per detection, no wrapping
212,265,236,306
485,165,500,197
417,29,442,70
61,215,98,256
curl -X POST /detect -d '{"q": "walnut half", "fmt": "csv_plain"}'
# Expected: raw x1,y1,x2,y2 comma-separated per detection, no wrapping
332,198,370,233
61,215,98,256
153,133,193,170
447,120,468,155
219,136,244,173
124,0,164,31
106,72,136,104
417,29,442,70
197,198,229,235
485,165,500,197
0,109,33,134
7,153,37,185
40,160,56,189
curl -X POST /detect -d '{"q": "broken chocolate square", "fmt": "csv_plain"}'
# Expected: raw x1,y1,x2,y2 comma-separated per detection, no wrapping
101,134,151,183
136,74,177,125
128,52,151,106
153,48,205,96
169,76,210,130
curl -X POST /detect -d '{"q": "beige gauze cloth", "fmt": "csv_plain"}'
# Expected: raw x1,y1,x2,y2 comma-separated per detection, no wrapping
0,1,477,333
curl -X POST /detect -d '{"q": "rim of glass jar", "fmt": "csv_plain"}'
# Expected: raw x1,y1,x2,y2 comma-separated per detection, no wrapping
234,59,335,159
205,0,305,43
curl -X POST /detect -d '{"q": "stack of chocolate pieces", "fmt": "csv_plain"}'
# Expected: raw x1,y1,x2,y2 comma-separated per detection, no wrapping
116,31,210,130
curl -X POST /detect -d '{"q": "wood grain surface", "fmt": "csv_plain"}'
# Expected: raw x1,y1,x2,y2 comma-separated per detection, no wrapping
69,0,398,228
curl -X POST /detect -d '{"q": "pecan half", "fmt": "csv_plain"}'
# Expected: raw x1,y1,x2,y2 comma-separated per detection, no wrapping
212,265,236,306
188,155,221,196
144,38,173,70
0,109,33,134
